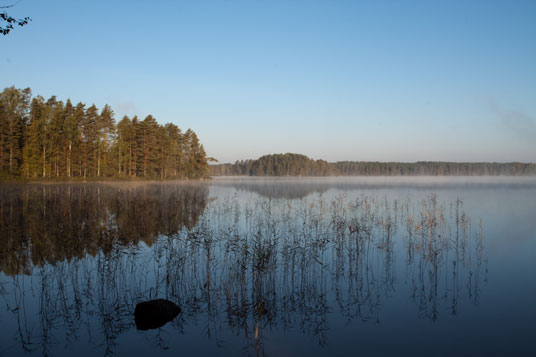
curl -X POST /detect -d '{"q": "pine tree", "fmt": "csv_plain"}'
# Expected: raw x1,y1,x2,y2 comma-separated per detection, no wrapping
97,105,115,177
184,130,208,178
24,96,51,177
63,100,78,177
82,105,99,178
0,87,30,175
48,97,65,177
164,123,183,178
116,116,133,177
156,125,168,179
141,115,159,177
132,116,142,177
72,103,86,177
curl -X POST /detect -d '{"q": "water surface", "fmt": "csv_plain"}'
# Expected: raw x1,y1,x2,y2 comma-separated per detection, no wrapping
1,177,535,356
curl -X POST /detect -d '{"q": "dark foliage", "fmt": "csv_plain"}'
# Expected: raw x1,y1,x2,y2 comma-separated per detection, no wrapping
211,153,536,176
0,10,30,35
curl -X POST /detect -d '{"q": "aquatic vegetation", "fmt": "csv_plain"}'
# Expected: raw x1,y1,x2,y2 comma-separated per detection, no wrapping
0,183,488,355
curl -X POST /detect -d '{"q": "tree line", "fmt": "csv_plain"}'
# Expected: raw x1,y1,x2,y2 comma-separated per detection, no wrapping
0,87,209,180
210,153,536,176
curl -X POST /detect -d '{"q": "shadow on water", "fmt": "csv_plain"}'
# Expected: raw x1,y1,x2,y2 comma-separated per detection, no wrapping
0,183,488,356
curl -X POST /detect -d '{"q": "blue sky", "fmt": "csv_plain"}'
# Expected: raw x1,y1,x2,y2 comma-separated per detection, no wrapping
2,0,535,163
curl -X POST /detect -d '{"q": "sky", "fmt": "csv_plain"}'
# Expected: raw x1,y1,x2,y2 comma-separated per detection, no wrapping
2,0,535,163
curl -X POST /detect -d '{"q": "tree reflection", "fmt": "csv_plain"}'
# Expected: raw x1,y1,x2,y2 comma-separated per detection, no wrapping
0,187,487,356
215,178,329,199
0,183,209,276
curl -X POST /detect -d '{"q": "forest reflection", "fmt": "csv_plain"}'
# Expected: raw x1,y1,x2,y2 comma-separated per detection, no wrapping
212,176,536,200
0,183,209,276
0,184,486,356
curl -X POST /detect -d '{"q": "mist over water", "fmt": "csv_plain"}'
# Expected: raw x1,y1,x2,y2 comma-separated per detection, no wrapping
1,177,535,356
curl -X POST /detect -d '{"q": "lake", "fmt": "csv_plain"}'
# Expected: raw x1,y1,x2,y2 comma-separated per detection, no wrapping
1,177,535,356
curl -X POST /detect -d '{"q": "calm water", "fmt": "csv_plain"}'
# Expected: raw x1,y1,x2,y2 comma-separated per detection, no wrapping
1,177,535,356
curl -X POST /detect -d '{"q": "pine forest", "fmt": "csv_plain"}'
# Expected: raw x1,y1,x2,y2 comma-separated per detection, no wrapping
0,87,209,180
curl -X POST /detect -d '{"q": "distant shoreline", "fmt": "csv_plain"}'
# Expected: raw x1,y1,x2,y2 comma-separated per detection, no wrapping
209,173,536,177
210,153,536,177
3,175,536,186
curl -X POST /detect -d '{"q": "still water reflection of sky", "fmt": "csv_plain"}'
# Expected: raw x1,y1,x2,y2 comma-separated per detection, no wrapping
1,177,535,356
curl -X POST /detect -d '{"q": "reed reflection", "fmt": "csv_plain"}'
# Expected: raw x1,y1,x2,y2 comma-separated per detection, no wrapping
0,187,487,356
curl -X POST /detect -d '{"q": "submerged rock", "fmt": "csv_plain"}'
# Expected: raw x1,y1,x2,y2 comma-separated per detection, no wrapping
134,299,181,330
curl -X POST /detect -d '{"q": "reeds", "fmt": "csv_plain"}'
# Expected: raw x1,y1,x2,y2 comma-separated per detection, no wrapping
0,185,487,355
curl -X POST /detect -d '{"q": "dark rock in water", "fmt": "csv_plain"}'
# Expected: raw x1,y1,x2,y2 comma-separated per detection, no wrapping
134,299,181,330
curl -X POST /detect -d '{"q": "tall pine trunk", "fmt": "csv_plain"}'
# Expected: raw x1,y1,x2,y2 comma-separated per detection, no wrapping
161,144,164,179
129,141,132,176
42,145,46,177
67,141,71,177
143,130,147,177
9,144,13,174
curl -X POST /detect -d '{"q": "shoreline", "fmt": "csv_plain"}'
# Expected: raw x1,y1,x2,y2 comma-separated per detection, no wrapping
2,175,536,186
0,177,213,185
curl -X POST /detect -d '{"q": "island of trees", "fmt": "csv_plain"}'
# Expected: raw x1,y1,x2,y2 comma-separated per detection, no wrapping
211,153,536,176
0,87,209,180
